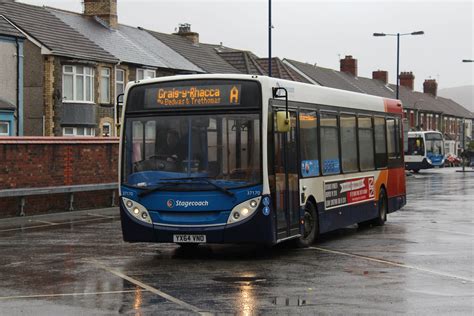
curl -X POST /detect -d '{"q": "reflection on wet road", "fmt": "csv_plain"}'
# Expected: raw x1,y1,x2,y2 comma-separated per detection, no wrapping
0,168,472,314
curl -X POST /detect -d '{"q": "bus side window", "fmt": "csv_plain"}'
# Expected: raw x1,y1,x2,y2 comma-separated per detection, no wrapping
374,117,387,168
358,116,375,171
386,118,397,160
340,114,358,173
320,113,340,175
299,111,319,177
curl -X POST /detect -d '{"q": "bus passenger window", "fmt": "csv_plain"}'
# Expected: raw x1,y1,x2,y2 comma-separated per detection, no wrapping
340,115,358,172
386,118,397,159
358,116,375,171
299,111,319,177
374,117,387,168
320,113,340,175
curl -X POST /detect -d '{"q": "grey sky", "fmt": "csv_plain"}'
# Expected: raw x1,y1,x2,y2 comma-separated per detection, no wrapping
20,0,473,91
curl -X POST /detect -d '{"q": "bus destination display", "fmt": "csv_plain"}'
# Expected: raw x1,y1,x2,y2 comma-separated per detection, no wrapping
154,84,241,107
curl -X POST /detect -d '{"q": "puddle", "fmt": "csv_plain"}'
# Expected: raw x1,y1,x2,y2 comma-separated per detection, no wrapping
213,276,266,284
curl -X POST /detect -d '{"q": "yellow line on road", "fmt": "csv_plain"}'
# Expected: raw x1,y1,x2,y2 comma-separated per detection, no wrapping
309,246,474,283
0,289,144,300
89,260,210,315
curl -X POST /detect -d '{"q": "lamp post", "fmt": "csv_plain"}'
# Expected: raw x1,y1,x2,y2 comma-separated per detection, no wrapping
268,0,272,77
373,31,424,99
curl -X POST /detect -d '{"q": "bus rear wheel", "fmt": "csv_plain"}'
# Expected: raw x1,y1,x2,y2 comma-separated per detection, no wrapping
373,188,387,226
295,202,318,248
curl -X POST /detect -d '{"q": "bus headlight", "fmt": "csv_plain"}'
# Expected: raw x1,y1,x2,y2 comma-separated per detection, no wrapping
227,197,261,224
122,197,152,224
427,158,432,164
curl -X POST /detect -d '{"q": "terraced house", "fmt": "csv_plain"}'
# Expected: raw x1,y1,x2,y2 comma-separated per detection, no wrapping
0,0,201,137
0,0,471,156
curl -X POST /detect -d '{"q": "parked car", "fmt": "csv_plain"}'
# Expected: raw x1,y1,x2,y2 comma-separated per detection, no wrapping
445,153,461,167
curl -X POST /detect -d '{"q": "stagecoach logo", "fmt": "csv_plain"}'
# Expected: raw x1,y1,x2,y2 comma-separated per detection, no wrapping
166,199,209,208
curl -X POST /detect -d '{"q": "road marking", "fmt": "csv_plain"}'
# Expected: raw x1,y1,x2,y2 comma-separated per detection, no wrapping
0,289,144,300
309,246,474,283
0,217,116,233
391,224,474,237
89,260,209,315
31,219,58,225
87,213,116,219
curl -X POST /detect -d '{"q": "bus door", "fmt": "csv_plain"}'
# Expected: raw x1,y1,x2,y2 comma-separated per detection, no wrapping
272,110,300,240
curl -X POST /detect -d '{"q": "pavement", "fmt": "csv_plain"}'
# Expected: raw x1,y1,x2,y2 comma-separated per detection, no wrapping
0,167,472,315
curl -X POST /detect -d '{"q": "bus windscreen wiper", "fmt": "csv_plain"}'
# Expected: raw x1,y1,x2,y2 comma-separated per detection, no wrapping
159,176,235,197
137,182,184,198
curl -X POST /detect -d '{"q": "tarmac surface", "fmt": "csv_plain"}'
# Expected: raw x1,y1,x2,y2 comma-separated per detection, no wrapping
0,167,472,315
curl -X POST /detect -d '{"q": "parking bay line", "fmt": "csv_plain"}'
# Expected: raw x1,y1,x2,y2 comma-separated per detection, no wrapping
0,289,144,300
0,217,117,233
89,260,209,315
87,213,116,219
309,246,474,283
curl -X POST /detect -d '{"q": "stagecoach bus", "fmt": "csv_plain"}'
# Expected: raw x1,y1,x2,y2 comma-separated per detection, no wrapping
405,131,445,172
118,74,406,247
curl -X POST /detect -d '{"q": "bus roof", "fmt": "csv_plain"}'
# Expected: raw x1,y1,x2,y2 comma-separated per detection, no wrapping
126,74,402,114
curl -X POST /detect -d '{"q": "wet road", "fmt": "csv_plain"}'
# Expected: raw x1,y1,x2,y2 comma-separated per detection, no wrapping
0,168,473,315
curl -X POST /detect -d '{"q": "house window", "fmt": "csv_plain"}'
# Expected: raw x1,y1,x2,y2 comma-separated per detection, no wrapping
0,121,10,136
63,127,95,137
100,68,111,104
63,65,94,102
116,69,125,99
136,69,156,80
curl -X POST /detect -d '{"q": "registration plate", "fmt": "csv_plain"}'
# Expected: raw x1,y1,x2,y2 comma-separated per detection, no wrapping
173,234,206,243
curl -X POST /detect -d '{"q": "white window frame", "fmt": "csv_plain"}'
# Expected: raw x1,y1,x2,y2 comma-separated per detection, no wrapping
136,68,156,80
62,65,95,103
62,127,96,137
0,121,10,136
100,68,111,104
115,69,125,100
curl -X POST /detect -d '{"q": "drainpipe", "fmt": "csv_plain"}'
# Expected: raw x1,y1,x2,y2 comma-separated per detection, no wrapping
15,37,19,136
15,37,23,136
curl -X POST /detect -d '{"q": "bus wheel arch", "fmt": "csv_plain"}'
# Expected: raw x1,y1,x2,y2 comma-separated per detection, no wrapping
295,197,319,247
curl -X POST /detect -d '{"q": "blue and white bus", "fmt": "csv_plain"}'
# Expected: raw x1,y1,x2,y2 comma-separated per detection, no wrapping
119,74,406,247
404,131,444,172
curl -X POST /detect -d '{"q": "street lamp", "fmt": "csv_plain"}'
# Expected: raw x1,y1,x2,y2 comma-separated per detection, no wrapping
462,59,473,63
268,0,272,77
373,31,424,99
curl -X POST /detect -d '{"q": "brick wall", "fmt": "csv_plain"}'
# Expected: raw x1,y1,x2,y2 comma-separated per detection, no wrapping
0,137,119,217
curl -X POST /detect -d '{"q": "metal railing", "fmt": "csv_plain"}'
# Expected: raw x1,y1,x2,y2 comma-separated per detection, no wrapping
0,183,118,216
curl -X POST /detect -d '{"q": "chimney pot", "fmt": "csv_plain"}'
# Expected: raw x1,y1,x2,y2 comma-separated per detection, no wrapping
83,0,118,29
174,23,199,45
423,79,438,97
340,55,357,76
372,70,388,84
399,71,415,90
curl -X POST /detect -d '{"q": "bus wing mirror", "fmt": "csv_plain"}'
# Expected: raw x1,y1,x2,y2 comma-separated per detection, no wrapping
276,111,290,133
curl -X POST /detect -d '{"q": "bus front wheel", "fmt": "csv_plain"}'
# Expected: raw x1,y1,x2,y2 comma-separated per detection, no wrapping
373,188,388,226
295,202,319,248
